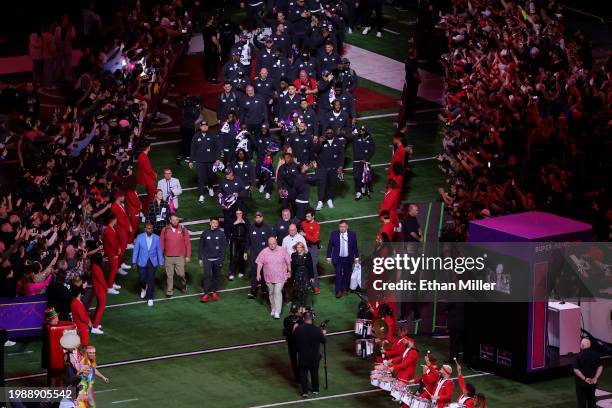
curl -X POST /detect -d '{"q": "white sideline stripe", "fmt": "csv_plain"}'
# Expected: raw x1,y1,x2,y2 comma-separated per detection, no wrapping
111,399,139,404
383,28,400,35
96,388,119,394
137,156,435,197
94,274,335,310
151,139,181,146
5,328,352,382
249,372,493,408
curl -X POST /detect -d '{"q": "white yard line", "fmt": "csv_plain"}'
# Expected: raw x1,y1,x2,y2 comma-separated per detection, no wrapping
96,388,119,394
111,399,139,404
96,274,335,310
249,372,493,408
382,28,400,35
151,139,181,146
5,328,352,382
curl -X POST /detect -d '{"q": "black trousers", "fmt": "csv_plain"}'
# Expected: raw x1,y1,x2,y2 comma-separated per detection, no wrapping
353,161,365,193
288,342,300,383
230,240,247,275
300,362,320,394
179,126,194,158
576,384,597,408
295,201,309,221
403,82,419,122
196,162,215,197
204,49,219,80
316,167,338,202
448,327,465,361
363,0,383,31
202,259,223,293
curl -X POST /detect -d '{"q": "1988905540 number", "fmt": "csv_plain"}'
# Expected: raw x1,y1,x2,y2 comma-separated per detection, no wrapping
1,387,74,402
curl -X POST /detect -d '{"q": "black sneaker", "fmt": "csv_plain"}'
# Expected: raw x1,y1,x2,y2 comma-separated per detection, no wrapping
247,293,256,299
301,394,308,399
312,392,319,396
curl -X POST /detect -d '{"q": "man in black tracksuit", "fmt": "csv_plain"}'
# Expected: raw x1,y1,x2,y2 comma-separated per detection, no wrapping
348,125,376,199
219,169,249,238
232,148,256,191
288,122,314,165
199,217,226,302
217,82,242,125
247,212,274,298
219,109,240,165
221,53,247,90
177,95,201,163
283,305,304,383
312,127,345,210
294,312,326,397
241,85,269,140
294,163,316,220
189,121,221,204
277,152,300,210
297,98,318,132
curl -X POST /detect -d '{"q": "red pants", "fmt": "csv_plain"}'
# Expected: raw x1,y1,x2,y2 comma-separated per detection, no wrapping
129,215,140,242
116,228,129,266
107,257,119,287
141,183,156,212
76,323,89,346
91,288,107,328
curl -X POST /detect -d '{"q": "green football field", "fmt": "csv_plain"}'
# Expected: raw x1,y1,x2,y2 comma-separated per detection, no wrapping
5,6,612,407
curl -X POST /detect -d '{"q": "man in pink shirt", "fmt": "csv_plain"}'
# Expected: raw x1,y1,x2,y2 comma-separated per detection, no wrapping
256,237,291,319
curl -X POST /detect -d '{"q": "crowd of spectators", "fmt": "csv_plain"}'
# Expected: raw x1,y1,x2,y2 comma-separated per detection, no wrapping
435,0,611,241
0,1,191,320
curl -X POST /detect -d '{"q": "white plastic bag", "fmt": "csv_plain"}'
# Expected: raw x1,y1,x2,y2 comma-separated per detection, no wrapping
350,263,362,290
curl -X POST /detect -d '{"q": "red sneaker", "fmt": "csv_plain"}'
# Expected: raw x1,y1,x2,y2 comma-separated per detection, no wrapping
212,292,219,301
200,294,210,303
313,287,320,295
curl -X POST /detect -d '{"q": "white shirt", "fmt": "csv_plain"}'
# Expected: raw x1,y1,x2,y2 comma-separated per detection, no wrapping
282,233,307,255
339,231,348,257
433,378,449,400
157,177,182,208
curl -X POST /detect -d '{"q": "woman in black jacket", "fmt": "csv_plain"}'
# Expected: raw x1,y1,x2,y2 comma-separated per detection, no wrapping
290,242,314,308
229,208,249,281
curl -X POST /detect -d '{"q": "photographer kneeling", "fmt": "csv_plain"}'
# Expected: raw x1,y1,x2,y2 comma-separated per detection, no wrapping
293,311,326,398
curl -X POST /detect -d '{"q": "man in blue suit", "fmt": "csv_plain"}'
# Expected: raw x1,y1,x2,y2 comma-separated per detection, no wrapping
326,220,359,298
132,222,164,306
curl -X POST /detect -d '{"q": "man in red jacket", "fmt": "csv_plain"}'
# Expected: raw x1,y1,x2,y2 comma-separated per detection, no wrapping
123,175,142,243
378,210,396,243
160,215,192,297
137,142,157,211
111,191,132,276
300,209,320,294
388,134,406,178
383,322,409,359
103,215,121,294
379,179,401,227
388,337,419,382
431,365,455,408
417,353,441,399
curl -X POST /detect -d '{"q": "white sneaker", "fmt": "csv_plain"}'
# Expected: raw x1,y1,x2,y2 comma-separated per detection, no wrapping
228,274,235,281
265,193,271,200
140,288,146,299
208,187,214,197
238,273,244,278
113,284,121,290
91,326,104,335
4,340,16,347
316,201,323,211
198,195,205,203
126,243,134,250
118,269,128,276
107,288,120,295
348,27,353,34
259,185,265,193
355,192,362,199
270,309,275,316
327,199,334,209
362,26,371,35
273,312,280,319
147,300,154,307
376,31,382,38
121,263,131,270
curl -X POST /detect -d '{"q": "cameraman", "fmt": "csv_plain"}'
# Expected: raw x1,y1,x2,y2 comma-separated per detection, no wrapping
293,311,326,398
283,304,304,383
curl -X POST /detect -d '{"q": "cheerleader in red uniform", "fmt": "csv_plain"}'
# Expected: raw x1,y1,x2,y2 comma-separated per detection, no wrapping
89,254,107,335
70,287,91,346
123,175,142,243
